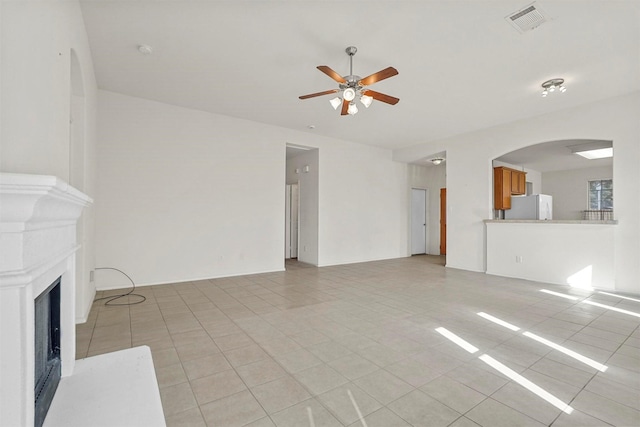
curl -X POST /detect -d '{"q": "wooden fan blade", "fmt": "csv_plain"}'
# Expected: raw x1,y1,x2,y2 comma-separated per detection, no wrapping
363,89,399,105
358,67,398,86
299,89,339,100
317,66,347,84
341,99,349,115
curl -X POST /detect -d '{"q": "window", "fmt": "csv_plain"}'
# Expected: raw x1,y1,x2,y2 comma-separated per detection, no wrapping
588,179,613,210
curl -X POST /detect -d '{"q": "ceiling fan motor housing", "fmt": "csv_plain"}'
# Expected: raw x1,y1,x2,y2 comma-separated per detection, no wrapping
340,76,362,90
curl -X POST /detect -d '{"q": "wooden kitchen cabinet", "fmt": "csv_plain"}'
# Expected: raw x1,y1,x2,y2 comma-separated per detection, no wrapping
494,166,527,209
494,167,512,210
511,170,526,195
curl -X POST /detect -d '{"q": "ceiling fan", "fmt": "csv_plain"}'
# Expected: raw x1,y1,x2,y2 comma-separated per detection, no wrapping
299,46,399,116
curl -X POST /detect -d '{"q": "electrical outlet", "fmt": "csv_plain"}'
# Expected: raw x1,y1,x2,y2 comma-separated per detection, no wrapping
89,270,95,282
516,256,523,263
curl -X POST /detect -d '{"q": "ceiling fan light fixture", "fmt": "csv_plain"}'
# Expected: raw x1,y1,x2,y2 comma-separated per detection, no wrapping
343,87,356,102
298,46,399,116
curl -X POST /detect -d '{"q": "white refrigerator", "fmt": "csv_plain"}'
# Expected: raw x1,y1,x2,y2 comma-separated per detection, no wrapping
505,194,553,220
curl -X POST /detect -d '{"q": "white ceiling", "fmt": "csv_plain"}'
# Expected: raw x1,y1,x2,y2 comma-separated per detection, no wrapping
79,1,640,151
495,139,613,172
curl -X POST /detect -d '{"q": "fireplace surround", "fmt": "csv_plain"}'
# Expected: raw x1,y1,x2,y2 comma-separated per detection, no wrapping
0,173,91,426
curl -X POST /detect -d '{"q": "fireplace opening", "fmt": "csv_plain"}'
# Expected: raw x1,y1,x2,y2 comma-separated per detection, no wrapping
34,277,62,427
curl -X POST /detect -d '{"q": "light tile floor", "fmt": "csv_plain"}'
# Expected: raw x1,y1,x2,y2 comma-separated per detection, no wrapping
77,256,640,427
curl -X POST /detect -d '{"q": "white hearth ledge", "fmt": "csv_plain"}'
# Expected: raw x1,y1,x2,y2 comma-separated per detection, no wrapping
0,173,92,427
44,346,166,427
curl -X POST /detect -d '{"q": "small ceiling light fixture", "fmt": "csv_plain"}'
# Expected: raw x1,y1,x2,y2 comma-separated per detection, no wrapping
431,158,445,165
347,102,358,115
541,78,566,97
137,44,153,55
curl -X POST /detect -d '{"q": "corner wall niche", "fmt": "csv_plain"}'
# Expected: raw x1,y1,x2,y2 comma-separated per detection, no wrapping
0,173,91,427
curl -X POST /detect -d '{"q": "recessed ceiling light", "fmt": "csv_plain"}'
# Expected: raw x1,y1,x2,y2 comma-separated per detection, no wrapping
568,141,613,159
307,125,316,130
574,147,613,159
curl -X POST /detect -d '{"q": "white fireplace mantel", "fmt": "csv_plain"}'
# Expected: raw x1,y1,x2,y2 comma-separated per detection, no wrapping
0,173,92,427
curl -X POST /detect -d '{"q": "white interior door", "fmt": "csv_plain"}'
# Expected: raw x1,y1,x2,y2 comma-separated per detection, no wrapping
290,184,298,258
285,184,299,259
285,185,291,259
411,188,427,255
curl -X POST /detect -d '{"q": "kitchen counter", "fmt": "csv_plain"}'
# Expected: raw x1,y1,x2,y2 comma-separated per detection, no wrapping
484,219,618,225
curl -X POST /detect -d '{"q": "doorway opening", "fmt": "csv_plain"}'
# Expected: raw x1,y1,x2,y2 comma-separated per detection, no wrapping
285,144,319,267
407,152,446,262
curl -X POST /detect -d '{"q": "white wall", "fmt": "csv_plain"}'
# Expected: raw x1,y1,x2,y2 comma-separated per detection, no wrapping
317,143,408,267
486,222,615,290
1,0,98,321
542,166,613,220
286,150,319,265
96,91,286,288
408,164,446,255
394,92,640,294
96,91,409,288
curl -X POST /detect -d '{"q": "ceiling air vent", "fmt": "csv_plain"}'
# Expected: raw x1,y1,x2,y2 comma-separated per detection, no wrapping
506,3,550,33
